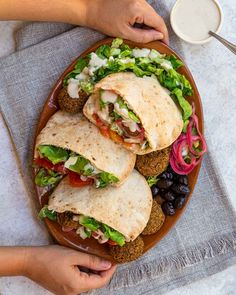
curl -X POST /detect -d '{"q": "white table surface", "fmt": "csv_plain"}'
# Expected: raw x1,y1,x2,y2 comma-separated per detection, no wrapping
0,14,236,295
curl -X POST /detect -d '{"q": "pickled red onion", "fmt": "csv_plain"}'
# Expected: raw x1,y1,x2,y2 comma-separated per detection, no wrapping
170,104,207,175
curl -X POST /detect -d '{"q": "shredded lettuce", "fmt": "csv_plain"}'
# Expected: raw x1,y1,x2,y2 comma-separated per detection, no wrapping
97,172,119,188
63,38,194,129
38,145,69,165
111,38,123,48
146,176,159,187
80,81,94,94
35,168,62,187
128,111,140,123
63,57,89,85
79,215,126,246
116,97,140,123
67,156,93,176
111,111,122,120
102,224,125,246
96,44,111,59
38,205,57,221
99,98,107,109
171,88,192,122
79,216,100,231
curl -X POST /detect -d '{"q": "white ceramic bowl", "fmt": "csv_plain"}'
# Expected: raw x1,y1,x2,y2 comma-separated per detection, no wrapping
170,0,224,45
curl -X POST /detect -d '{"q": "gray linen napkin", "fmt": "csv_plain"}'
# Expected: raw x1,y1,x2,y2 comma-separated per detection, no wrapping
0,1,236,294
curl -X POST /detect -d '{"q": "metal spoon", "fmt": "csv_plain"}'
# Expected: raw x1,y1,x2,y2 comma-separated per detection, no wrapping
209,31,236,55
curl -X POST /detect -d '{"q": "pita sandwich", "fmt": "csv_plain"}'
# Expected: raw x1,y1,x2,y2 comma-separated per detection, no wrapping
47,170,152,244
83,72,183,154
34,111,136,188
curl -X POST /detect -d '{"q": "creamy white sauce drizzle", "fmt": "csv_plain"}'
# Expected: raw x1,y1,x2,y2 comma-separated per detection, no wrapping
171,0,221,42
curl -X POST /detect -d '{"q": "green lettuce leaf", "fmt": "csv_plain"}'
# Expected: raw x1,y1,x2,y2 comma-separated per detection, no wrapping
116,97,140,123
111,111,122,120
166,55,183,70
38,145,69,165
146,176,159,187
116,97,127,109
111,38,123,48
99,98,107,109
128,111,140,123
79,216,100,231
63,57,89,85
171,88,192,121
67,156,91,175
35,168,62,187
79,215,126,246
38,205,57,221
96,44,111,59
119,48,132,57
110,48,121,56
102,224,126,246
97,172,119,188
80,81,94,94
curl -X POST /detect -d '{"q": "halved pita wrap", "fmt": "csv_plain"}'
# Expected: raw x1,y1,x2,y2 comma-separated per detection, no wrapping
34,111,136,187
48,170,152,242
83,72,183,154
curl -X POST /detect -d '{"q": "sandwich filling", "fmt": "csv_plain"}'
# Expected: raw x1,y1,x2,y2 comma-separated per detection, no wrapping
34,145,119,188
93,90,148,150
39,206,126,246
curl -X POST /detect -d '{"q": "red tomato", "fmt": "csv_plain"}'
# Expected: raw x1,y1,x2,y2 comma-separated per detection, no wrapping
34,158,67,174
107,240,118,246
68,171,94,187
93,113,103,126
92,114,110,138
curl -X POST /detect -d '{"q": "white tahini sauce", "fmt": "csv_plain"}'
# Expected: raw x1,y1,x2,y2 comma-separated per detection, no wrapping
171,0,222,42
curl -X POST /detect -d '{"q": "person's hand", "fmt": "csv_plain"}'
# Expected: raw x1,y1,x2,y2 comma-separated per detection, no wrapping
84,0,169,44
23,245,116,295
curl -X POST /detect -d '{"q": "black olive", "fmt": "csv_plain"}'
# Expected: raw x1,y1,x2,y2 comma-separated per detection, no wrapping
178,175,188,185
167,166,174,173
151,186,159,197
174,196,186,209
171,184,190,195
162,202,175,216
163,191,175,201
160,172,174,180
159,189,166,198
156,179,173,189
160,172,168,179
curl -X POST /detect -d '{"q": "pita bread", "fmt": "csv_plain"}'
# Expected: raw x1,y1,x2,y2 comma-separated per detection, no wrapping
83,72,183,154
35,111,136,185
48,170,152,241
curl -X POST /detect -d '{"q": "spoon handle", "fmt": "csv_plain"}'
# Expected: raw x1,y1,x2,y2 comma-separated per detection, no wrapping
209,31,236,55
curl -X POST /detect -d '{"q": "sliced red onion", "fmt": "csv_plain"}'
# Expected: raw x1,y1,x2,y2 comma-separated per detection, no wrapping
170,103,207,175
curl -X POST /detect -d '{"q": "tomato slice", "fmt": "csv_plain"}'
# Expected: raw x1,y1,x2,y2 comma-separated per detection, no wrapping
68,171,94,187
107,240,118,246
93,113,103,126
34,158,67,174
93,114,110,138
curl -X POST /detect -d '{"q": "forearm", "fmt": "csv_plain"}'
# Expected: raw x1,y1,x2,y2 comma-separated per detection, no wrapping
0,247,29,277
0,0,88,26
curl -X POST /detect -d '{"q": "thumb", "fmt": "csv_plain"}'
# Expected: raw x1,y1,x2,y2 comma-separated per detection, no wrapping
125,26,164,43
71,252,112,271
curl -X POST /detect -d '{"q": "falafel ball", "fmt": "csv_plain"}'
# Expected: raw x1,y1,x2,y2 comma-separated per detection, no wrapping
142,200,165,235
57,212,79,229
135,146,171,177
109,236,144,263
57,87,88,114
